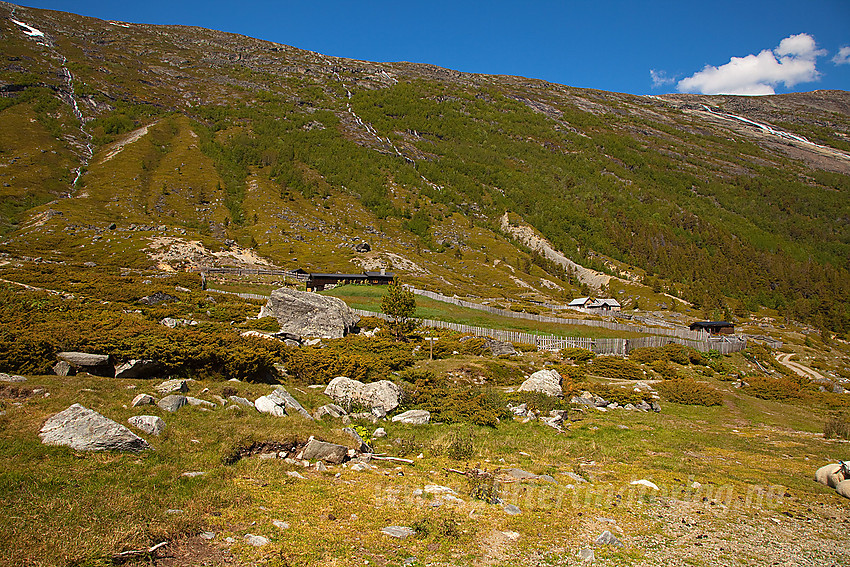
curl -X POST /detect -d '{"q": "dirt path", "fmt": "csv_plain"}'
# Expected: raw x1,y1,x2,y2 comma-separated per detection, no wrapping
775,353,825,382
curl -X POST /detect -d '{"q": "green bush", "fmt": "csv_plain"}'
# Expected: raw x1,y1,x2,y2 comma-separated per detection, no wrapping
590,384,650,406
504,391,570,414
629,343,704,366
559,347,595,363
0,333,55,374
744,377,804,400
650,359,678,379
513,341,538,353
589,356,644,380
657,379,722,406
824,412,850,439
400,369,505,427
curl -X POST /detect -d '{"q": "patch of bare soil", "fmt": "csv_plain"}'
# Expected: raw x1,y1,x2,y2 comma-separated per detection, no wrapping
151,537,242,567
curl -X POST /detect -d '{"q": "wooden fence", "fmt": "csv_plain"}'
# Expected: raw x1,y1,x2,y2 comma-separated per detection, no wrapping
208,288,747,356
408,287,711,341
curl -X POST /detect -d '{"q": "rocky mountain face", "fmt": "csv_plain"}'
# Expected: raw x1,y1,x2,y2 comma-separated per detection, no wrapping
0,2,848,332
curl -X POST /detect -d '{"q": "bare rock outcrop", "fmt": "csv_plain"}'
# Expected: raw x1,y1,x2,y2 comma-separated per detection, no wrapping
324,376,401,413
517,369,563,397
259,288,359,339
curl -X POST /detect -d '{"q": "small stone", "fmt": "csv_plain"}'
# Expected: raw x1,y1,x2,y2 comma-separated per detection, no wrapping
182,471,206,478
287,471,305,479
391,409,431,425
503,504,521,515
131,393,155,407
595,530,623,548
244,534,269,547
273,520,290,529
199,531,215,540
502,531,520,541
381,526,415,539
373,427,387,438
127,415,165,436
578,547,595,562
630,479,659,490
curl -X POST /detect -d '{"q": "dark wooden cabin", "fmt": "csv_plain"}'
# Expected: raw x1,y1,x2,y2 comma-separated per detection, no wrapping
689,321,735,335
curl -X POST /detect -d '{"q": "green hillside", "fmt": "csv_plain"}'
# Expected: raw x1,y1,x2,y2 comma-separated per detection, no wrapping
0,3,849,332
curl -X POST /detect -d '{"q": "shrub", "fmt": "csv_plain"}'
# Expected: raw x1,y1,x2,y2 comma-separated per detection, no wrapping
657,379,722,406
560,347,595,363
824,412,850,440
650,359,678,379
589,356,643,380
513,341,537,353
504,391,569,414
400,369,504,427
0,333,55,374
744,377,803,400
445,429,476,460
590,384,650,406
629,343,703,366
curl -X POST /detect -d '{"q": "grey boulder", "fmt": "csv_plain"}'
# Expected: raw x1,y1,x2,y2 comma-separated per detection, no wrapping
259,288,359,339
314,403,348,420
114,359,160,380
0,372,26,382
518,369,563,397
40,404,149,451
381,526,415,539
255,387,312,419
483,337,517,356
301,438,348,464
128,415,165,436
131,393,156,407
155,379,188,394
324,376,401,413
157,395,188,413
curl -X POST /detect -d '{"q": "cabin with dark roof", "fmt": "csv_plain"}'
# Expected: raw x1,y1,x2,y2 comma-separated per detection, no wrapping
306,270,395,291
689,321,735,335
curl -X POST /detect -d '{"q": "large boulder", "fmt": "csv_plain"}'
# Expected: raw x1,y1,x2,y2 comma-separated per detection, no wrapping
56,352,113,377
114,359,161,380
255,387,312,419
483,337,517,356
128,415,166,436
259,288,359,339
157,395,188,413
40,404,150,451
324,377,401,413
517,369,563,397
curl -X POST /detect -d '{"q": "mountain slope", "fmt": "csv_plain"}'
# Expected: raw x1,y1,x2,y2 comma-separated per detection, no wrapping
0,3,849,332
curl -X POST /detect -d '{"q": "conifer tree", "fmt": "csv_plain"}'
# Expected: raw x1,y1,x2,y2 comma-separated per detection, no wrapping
380,278,417,340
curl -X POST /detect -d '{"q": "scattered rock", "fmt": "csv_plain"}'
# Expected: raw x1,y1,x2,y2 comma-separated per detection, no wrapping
228,395,255,409
381,526,415,539
354,242,371,253
160,317,198,328
139,291,178,305
518,369,562,397
52,360,74,376
156,379,188,394
343,427,372,453
630,479,659,490
373,427,387,438
182,471,206,478
243,534,269,547
314,403,348,420
259,288,360,339
578,548,595,562
503,504,521,515
114,359,160,380
186,396,216,409
483,337,517,356
273,520,290,530
324,376,401,413
255,387,312,419
392,409,431,425
40,404,150,452
0,372,26,382
595,530,623,548
301,438,348,464
128,415,165,436
157,394,188,413
199,531,215,540
286,471,306,479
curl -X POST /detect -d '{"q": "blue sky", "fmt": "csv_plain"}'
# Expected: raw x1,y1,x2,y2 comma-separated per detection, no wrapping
18,0,850,95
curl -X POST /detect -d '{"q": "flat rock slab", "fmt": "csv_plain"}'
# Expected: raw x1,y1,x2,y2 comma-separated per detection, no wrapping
40,404,150,452
56,352,113,377
128,415,165,436
391,409,431,425
301,438,348,464
381,526,415,539
131,393,156,407
158,394,187,413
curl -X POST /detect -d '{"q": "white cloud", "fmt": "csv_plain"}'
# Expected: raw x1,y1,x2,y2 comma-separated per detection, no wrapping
677,33,826,95
833,46,850,65
649,69,676,88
